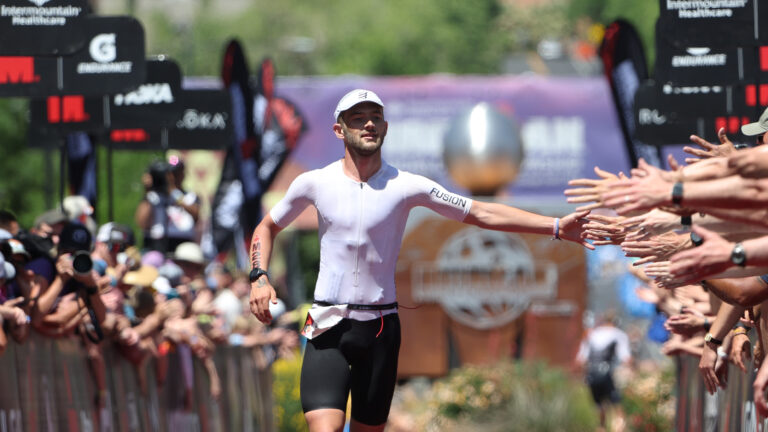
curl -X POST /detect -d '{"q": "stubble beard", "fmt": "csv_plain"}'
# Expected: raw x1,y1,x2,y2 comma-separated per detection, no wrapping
346,133,385,158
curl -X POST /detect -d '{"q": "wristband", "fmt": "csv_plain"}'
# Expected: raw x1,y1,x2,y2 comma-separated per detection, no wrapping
681,215,692,227
716,346,728,358
702,318,711,331
672,182,684,206
552,218,560,240
732,327,749,336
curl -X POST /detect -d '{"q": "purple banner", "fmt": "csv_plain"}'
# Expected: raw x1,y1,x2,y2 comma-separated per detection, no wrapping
277,75,631,200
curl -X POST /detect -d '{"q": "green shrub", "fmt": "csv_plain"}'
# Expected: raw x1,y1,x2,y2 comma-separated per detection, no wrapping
394,360,599,432
272,355,308,432
620,365,675,432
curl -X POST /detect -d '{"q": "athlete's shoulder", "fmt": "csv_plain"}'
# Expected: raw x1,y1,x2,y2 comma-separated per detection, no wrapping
293,160,341,183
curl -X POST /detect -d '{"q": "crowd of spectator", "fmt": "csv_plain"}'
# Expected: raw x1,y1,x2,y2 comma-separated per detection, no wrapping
564,105,768,417
0,156,299,414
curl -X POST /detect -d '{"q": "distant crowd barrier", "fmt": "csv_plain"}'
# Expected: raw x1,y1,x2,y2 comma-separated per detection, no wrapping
0,333,272,432
677,354,765,432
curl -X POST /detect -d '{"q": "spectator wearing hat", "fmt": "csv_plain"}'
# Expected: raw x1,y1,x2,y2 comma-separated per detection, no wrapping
172,242,215,317
63,195,98,236
31,209,69,247
33,223,106,338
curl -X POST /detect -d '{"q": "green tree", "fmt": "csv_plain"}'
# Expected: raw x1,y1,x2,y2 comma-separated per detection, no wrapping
567,0,659,70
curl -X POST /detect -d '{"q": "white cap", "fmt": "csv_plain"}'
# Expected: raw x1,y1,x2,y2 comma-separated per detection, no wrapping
173,241,205,265
742,106,768,136
0,254,15,280
333,89,384,121
7,239,30,258
152,276,173,295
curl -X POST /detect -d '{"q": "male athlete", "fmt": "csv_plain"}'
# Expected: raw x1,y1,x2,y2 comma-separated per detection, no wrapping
249,89,592,432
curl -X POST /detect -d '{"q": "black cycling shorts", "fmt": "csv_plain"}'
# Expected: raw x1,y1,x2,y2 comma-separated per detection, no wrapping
300,314,401,426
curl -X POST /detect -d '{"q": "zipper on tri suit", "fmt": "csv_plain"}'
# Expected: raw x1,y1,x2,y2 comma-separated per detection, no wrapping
353,182,363,287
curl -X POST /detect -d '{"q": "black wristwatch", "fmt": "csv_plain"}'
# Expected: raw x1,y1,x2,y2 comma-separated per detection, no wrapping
731,243,747,267
249,267,269,283
690,231,703,247
704,332,723,346
671,182,684,206
681,215,692,227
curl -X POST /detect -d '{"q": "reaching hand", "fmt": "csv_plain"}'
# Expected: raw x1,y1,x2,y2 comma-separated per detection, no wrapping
754,357,768,417
558,210,595,250
699,343,720,394
564,166,625,212
582,214,627,246
602,159,675,215
727,145,768,179
621,209,680,241
664,310,707,336
620,231,692,266
730,332,752,373
669,225,734,284
684,128,736,164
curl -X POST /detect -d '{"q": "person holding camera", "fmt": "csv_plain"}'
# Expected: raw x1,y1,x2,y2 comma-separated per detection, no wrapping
135,158,201,253
33,222,106,338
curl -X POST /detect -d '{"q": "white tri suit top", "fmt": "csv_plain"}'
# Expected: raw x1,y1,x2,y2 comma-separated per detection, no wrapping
269,160,472,338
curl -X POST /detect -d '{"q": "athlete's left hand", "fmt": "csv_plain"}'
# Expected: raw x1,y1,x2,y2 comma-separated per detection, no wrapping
558,210,595,250
250,277,278,324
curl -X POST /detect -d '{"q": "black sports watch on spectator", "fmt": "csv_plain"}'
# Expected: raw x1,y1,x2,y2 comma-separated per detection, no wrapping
249,267,269,283
671,182,684,206
731,243,747,267
690,232,703,247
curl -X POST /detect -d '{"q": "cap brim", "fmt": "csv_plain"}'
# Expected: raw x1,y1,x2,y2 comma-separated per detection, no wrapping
741,122,767,136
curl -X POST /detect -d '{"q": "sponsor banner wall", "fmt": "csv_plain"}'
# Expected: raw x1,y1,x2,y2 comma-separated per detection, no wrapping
276,75,631,200
658,0,768,47
0,0,88,56
0,15,146,97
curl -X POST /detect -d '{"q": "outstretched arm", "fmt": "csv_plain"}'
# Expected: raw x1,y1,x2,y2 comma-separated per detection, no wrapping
464,201,593,249
249,214,284,324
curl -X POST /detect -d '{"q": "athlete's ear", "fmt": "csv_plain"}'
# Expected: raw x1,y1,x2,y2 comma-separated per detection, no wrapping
333,122,344,139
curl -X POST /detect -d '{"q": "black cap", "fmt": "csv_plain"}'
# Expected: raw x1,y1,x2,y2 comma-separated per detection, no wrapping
59,222,92,253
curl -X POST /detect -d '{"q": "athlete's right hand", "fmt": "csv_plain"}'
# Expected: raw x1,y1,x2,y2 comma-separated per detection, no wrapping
250,278,278,324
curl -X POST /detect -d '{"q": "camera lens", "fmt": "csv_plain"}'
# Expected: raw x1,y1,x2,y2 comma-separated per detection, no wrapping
72,251,93,276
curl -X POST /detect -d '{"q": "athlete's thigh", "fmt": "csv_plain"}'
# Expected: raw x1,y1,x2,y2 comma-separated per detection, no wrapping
301,331,353,413
349,314,401,425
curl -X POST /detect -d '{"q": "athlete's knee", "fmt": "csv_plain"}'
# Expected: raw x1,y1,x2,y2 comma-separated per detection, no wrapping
305,408,346,432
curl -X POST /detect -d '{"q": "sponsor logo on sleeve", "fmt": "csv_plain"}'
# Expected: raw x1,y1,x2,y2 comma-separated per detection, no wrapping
429,187,468,208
